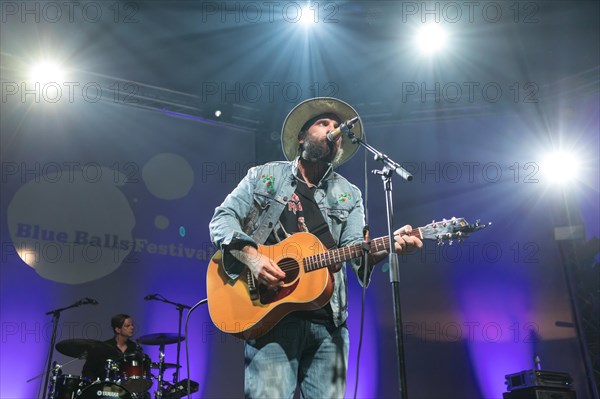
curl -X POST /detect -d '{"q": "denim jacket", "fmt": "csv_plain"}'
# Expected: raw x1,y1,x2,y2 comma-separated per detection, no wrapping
209,158,373,327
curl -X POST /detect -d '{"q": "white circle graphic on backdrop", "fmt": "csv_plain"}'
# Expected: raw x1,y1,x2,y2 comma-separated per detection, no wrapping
7,167,135,284
155,215,170,229
142,153,194,200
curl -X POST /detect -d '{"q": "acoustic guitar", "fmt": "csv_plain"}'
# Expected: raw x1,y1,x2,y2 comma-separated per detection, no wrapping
206,217,489,340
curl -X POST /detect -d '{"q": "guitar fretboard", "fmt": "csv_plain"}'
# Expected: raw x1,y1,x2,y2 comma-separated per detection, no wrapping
303,230,420,272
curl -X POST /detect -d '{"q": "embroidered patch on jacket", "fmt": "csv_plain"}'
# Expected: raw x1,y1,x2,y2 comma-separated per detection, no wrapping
338,193,352,203
260,174,275,194
287,193,302,214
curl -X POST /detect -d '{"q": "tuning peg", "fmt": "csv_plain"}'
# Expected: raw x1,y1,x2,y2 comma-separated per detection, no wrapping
475,219,481,226
448,240,454,246
458,238,464,244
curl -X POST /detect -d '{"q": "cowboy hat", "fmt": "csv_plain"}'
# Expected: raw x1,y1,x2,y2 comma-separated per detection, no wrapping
281,97,363,167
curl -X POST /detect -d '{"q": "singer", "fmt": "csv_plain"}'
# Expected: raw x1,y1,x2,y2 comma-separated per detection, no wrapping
209,97,422,398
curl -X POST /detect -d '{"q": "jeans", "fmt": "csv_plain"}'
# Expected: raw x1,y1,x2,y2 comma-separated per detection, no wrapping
244,314,349,399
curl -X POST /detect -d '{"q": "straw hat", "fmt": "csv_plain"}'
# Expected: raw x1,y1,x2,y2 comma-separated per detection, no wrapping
281,97,363,167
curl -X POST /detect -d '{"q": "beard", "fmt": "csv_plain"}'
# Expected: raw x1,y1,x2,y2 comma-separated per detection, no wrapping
301,135,337,163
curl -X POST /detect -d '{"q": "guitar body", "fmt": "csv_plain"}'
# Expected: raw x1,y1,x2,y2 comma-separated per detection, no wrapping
206,232,334,340
206,216,489,340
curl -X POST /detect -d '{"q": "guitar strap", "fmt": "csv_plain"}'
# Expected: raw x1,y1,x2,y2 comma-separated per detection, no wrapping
294,179,337,250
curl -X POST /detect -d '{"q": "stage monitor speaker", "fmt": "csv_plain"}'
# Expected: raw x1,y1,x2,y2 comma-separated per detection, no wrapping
503,387,577,399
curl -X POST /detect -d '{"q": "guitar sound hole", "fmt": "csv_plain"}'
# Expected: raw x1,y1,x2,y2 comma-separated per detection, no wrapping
278,258,299,284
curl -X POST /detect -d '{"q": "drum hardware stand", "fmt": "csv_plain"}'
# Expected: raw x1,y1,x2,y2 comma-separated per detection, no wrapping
155,343,167,399
153,343,189,399
45,362,61,399
26,357,81,399
144,294,191,383
38,298,97,399
344,127,413,399
104,358,119,382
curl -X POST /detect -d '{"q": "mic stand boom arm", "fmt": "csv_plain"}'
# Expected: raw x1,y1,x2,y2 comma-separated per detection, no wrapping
152,296,191,383
346,131,413,182
39,299,90,399
345,130,412,399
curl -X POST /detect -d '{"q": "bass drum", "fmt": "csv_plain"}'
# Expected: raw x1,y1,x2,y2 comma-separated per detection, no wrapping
52,374,88,399
77,381,132,399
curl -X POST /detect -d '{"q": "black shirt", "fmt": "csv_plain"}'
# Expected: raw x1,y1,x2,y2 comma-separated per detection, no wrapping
266,176,337,324
81,338,139,381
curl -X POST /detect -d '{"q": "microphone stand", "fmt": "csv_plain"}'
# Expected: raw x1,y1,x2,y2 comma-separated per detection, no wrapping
345,128,413,399
39,300,88,399
151,295,191,383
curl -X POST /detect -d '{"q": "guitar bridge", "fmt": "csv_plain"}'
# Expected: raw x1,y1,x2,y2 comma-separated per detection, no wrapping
246,270,259,301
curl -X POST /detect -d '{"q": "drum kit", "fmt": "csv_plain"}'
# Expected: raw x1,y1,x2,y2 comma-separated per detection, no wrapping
48,333,186,399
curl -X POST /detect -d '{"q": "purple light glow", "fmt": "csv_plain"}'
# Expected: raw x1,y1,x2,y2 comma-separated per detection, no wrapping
467,341,534,398
0,313,48,398
455,269,534,398
346,285,379,398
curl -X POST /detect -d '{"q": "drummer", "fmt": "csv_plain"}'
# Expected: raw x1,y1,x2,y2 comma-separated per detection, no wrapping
82,313,143,381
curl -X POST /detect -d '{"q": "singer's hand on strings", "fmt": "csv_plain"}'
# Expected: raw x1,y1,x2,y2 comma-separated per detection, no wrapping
393,225,423,254
233,245,286,290
248,256,286,291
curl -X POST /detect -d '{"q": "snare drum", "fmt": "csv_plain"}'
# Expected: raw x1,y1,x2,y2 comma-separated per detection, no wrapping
51,374,88,399
118,353,152,393
78,381,132,399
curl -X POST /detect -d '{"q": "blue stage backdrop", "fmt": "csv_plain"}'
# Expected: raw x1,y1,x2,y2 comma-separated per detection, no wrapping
0,96,255,398
2,93,598,398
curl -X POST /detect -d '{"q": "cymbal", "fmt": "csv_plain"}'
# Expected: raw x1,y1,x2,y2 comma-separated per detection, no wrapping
138,333,185,346
151,362,181,369
56,339,121,359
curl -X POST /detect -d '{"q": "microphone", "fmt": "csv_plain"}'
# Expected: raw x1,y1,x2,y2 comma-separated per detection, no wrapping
144,294,158,301
326,116,360,143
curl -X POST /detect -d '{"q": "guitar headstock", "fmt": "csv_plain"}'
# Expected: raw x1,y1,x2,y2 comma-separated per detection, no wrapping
419,217,490,245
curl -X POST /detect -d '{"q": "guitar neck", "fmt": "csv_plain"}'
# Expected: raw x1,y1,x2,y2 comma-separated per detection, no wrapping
303,229,422,272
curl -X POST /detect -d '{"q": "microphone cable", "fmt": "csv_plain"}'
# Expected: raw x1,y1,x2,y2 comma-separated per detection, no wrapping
184,297,208,398
353,134,370,399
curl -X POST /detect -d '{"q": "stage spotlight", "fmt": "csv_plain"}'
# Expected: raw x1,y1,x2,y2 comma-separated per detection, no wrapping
28,61,66,85
415,24,447,55
214,110,222,118
540,150,581,185
299,5,316,26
